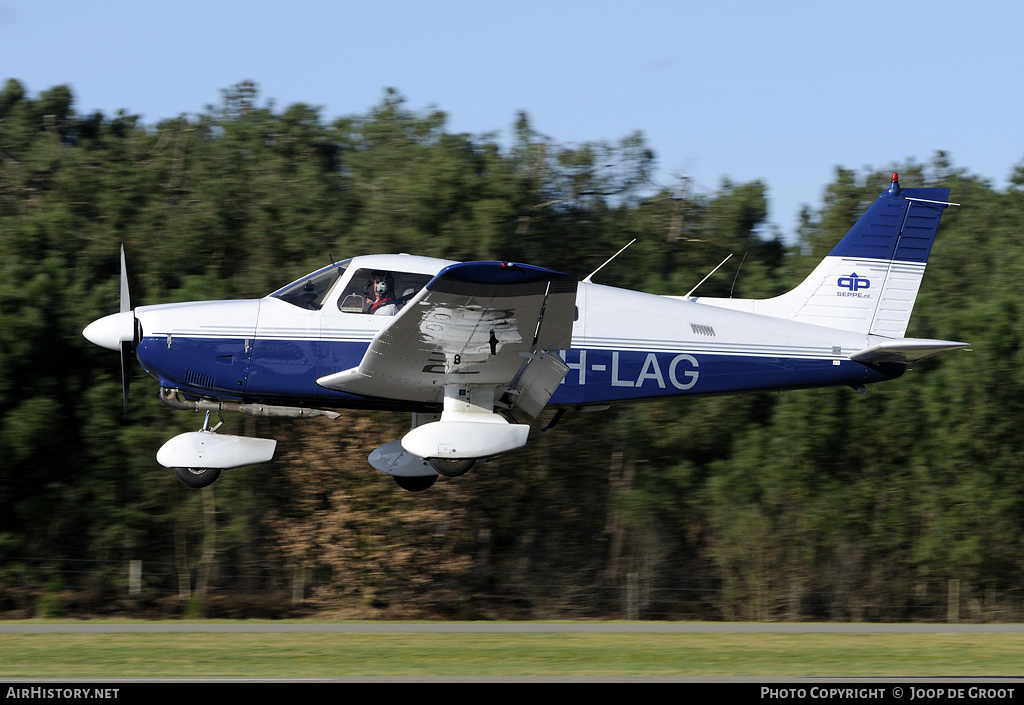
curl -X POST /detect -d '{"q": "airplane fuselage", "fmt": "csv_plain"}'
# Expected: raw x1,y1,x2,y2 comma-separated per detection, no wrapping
131,254,900,413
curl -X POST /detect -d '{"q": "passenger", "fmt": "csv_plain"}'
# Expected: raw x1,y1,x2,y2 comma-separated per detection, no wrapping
367,272,398,315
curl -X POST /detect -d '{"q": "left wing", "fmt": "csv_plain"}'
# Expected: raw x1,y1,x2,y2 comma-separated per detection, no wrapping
317,261,579,415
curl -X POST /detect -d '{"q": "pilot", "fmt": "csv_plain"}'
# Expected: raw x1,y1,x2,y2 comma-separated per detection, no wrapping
367,271,398,315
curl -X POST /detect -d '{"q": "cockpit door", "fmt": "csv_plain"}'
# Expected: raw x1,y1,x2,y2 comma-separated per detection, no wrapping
317,271,391,398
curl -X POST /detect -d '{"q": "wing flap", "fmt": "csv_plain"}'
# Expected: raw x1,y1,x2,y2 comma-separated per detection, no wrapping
508,351,570,417
317,261,578,406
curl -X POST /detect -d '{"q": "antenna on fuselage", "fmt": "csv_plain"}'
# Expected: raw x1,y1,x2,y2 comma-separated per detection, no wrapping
583,239,637,283
685,253,733,299
728,251,747,299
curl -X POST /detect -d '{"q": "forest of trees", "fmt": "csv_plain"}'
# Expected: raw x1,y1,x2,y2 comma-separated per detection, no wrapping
2,78,1023,621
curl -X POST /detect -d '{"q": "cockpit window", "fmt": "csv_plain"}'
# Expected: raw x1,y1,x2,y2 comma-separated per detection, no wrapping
270,261,348,310
337,268,433,314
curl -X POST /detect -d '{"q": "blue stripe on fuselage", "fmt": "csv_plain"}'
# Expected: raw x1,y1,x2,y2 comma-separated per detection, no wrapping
549,348,901,405
139,334,903,409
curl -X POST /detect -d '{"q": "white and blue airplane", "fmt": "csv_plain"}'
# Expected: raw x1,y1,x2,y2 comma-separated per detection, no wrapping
83,173,967,491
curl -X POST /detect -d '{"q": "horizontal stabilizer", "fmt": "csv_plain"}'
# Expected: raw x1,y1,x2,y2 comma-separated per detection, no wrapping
849,338,970,364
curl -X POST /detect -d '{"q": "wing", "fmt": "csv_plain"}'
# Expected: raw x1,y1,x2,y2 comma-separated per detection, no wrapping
317,261,579,415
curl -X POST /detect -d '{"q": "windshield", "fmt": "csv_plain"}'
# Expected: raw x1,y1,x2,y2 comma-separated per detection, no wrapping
270,261,349,310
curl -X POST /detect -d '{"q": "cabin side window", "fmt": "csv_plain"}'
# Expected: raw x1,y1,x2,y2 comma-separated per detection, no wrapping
337,269,433,315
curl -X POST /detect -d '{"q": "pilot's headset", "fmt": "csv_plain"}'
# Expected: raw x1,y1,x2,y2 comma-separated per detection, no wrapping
375,273,394,297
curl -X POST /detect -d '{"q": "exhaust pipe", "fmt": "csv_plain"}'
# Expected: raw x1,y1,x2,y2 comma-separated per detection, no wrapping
159,387,341,420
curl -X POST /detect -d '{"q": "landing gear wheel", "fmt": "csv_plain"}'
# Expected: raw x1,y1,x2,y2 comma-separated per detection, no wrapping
429,457,476,477
394,474,438,492
173,467,222,489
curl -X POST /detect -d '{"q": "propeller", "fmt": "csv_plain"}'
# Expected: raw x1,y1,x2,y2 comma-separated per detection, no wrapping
83,244,140,415
119,245,134,415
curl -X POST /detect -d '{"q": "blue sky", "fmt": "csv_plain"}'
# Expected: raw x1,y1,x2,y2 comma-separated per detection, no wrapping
3,0,1022,242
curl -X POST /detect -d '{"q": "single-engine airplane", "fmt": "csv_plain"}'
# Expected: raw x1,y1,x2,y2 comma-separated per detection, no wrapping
84,173,968,491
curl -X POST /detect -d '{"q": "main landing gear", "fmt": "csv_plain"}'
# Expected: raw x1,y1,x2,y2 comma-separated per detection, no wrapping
173,466,222,489
170,411,224,488
388,459,475,491
157,410,277,489
429,457,477,477
393,475,438,492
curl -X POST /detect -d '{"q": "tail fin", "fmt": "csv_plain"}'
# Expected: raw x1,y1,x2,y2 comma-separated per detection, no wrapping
695,173,954,337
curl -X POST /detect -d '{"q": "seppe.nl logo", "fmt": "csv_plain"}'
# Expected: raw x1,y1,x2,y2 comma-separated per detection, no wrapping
837,273,870,297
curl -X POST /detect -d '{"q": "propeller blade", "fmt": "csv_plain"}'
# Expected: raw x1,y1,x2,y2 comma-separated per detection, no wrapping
83,244,139,414
119,244,136,416
121,339,132,416
119,244,131,314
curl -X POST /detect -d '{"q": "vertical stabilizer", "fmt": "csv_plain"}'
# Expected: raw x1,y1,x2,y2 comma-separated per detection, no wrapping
693,174,953,337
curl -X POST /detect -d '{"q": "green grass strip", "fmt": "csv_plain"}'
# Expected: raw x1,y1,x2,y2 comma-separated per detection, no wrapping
1,631,1022,678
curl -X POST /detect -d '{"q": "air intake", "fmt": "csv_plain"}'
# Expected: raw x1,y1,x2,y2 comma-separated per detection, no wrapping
184,370,215,389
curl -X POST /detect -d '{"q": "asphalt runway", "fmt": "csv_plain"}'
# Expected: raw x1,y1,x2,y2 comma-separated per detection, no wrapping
2,622,1024,633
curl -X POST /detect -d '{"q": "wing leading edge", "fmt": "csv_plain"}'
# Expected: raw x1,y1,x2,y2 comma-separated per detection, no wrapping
317,261,579,414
